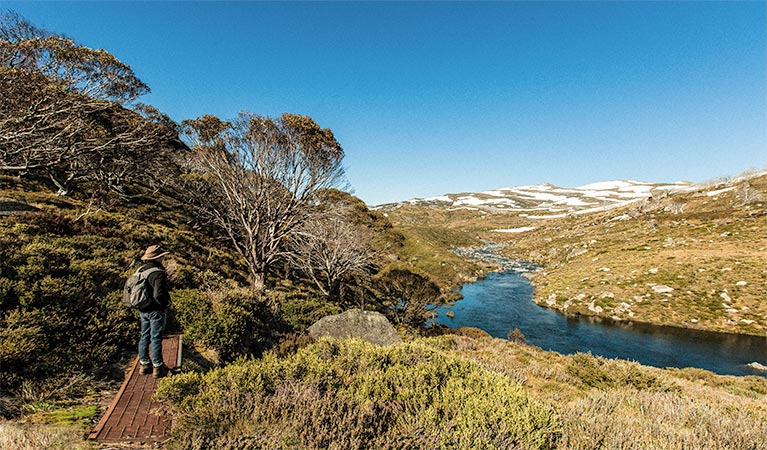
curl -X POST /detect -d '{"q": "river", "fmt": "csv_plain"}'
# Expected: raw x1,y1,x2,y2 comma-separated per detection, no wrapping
433,270,767,377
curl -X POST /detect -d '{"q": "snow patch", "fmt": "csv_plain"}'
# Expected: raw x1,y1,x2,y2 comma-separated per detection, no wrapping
491,226,537,233
388,179,698,216
453,196,484,206
706,186,736,197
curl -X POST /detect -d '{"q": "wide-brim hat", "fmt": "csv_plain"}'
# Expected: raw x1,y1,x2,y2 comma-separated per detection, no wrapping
141,245,169,261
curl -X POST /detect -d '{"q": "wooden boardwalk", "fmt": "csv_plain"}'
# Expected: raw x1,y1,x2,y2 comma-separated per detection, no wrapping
89,334,182,444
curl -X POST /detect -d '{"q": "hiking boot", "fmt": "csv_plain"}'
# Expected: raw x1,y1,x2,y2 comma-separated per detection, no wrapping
139,363,152,375
152,364,169,379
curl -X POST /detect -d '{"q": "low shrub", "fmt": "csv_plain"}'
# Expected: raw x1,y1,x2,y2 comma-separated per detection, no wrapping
172,288,280,361
450,326,492,340
0,231,135,391
0,202,251,406
567,352,677,392
279,292,342,332
668,367,767,398
156,338,562,450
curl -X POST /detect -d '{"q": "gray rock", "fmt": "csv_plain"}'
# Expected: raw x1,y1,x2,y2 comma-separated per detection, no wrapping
307,309,402,346
747,362,767,372
652,285,674,293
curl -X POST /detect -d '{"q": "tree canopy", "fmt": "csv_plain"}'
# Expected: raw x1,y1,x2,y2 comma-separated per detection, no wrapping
0,11,182,197
179,112,347,290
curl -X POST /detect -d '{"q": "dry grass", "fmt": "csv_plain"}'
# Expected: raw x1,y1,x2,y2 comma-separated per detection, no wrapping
441,336,767,450
558,389,767,450
0,423,94,450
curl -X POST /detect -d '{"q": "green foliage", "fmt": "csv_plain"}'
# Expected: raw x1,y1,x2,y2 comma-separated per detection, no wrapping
0,191,252,396
172,288,279,362
42,405,98,427
272,333,316,358
156,338,561,450
567,352,678,392
375,266,441,327
0,220,136,387
0,309,45,369
278,290,342,332
153,371,203,405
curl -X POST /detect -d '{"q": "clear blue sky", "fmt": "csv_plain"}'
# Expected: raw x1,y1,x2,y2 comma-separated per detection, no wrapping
5,1,765,205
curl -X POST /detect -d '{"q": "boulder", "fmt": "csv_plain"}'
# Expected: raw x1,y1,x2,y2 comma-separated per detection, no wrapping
307,309,402,346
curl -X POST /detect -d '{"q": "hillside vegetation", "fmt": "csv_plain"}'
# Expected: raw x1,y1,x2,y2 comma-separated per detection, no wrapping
385,172,767,336
155,334,767,450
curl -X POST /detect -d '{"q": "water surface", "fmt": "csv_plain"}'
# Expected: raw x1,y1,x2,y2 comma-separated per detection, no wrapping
434,271,767,377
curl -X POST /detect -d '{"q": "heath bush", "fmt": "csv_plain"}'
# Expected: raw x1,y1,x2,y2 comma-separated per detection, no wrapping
0,233,135,388
157,338,561,450
567,352,676,392
172,288,278,362
279,293,342,332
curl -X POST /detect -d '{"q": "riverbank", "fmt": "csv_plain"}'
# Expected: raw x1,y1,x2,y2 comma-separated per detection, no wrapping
452,237,767,338
451,241,767,340
435,270,767,377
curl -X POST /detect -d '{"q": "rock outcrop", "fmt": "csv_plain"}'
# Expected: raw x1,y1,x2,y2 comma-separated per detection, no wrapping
307,308,402,346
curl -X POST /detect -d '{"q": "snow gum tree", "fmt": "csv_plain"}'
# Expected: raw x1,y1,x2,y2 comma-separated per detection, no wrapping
375,268,441,327
0,11,182,197
289,204,378,300
180,112,346,292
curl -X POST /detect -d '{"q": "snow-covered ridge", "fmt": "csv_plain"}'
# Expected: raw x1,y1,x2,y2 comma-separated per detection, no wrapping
377,180,697,216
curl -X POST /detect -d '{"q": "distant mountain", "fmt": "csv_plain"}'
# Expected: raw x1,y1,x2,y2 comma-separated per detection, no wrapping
378,180,695,217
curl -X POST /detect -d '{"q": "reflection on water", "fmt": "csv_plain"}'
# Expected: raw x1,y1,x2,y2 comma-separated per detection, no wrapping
434,271,767,377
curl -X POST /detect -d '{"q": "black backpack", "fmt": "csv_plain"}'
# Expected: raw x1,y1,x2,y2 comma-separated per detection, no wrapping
123,267,163,309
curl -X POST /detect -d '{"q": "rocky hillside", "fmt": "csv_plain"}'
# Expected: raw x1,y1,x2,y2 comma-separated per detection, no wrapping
384,170,767,336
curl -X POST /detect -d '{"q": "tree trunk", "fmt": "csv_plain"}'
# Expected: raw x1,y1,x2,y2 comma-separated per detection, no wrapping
328,279,341,302
251,272,266,294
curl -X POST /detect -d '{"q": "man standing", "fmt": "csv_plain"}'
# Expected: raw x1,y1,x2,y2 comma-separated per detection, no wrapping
136,245,171,378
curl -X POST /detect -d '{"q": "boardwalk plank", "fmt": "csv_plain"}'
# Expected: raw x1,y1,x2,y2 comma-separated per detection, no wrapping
89,334,182,444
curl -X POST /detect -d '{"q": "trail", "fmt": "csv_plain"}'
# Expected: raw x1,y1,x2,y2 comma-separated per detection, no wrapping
89,334,182,445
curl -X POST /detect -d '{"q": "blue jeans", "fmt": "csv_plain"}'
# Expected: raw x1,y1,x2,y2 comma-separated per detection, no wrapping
138,310,166,367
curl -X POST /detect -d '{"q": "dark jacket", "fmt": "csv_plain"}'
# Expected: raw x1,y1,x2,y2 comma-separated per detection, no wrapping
137,260,171,312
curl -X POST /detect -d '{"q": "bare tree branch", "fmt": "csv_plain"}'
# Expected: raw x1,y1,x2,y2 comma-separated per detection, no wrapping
0,12,183,198
177,112,347,291
288,205,378,300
